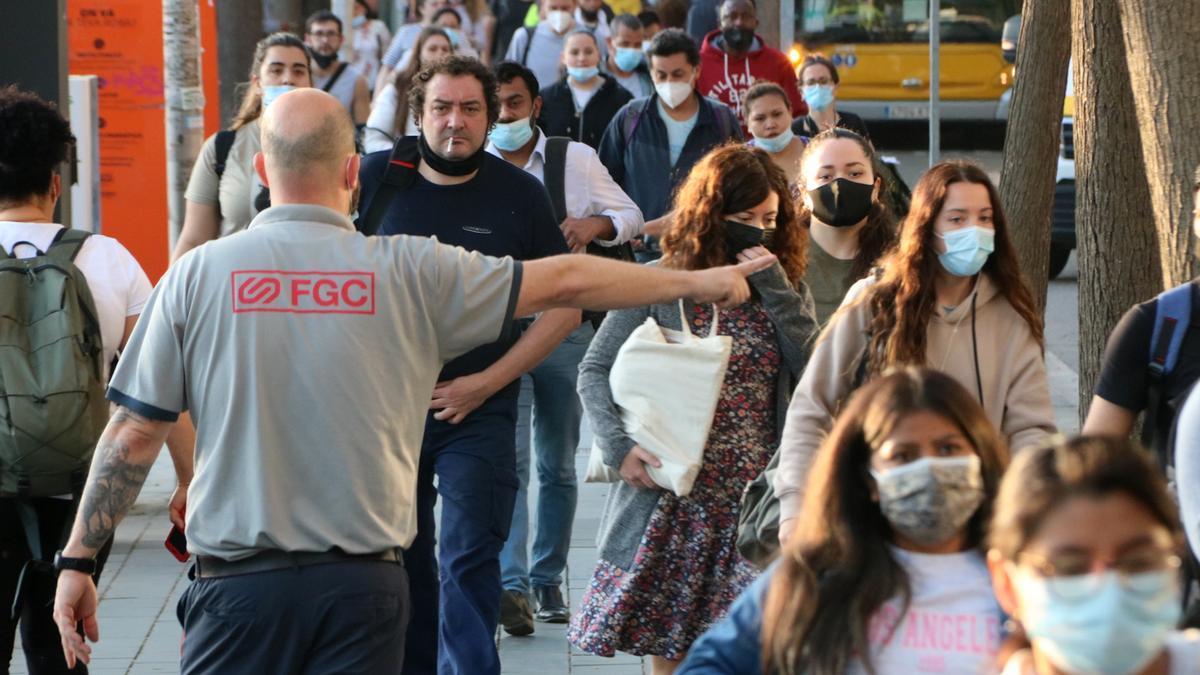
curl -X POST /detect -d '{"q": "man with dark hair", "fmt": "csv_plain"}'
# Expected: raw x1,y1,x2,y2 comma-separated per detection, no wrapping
357,54,566,673
638,8,662,39
0,86,158,674
51,86,770,674
606,13,654,98
487,61,642,635
697,0,803,129
304,10,371,125
598,28,741,260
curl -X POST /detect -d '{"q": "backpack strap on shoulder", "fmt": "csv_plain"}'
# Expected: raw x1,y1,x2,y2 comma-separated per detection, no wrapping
358,136,421,236
1143,282,1194,455
622,100,645,145
520,25,536,65
543,136,571,224
213,129,237,181
45,228,91,264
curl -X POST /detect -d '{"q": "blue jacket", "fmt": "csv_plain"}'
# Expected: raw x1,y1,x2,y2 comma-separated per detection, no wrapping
597,93,742,222
677,569,770,674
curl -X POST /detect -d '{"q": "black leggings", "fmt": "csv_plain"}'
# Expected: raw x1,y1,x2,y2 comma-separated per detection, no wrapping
0,498,113,675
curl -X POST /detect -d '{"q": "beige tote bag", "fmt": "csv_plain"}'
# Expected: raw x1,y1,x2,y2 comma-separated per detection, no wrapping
585,300,732,496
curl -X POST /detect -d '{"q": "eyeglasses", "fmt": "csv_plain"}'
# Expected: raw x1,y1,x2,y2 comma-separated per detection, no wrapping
1017,551,1181,601
309,30,341,39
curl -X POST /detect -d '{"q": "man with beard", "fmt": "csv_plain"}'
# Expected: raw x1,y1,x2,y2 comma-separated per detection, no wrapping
356,55,574,674
304,11,371,125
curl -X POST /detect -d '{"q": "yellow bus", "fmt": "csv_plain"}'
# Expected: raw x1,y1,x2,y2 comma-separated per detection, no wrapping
789,0,1018,123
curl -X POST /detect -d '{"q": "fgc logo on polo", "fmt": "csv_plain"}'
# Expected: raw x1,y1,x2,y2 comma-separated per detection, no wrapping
231,270,376,314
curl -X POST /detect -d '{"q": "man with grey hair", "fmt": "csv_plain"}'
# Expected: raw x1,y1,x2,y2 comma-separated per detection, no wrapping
51,88,774,673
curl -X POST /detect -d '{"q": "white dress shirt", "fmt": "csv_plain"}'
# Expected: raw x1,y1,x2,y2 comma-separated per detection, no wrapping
486,131,644,246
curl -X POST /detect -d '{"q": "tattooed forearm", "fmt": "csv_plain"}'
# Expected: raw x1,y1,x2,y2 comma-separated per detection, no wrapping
66,406,172,554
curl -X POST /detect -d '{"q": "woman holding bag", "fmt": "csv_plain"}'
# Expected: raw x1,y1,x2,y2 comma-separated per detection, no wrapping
568,144,818,674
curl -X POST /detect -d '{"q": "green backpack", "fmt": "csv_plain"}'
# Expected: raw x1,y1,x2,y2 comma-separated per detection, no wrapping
0,228,107,498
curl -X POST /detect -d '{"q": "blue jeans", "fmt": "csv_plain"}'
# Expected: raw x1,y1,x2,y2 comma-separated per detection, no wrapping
499,323,593,593
403,395,519,675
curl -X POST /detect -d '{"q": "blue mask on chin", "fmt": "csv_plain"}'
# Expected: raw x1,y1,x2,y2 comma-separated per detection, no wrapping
751,127,795,154
488,117,535,152
567,66,600,82
261,85,296,109
936,226,995,277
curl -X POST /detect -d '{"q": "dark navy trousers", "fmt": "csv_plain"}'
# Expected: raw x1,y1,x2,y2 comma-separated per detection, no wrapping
402,395,520,675
176,559,409,674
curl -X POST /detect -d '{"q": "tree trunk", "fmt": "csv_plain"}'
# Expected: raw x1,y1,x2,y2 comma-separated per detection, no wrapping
998,0,1070,316
1072,0,1161,425
164,0,205,250
1115,0,1200,288
216,0,264,129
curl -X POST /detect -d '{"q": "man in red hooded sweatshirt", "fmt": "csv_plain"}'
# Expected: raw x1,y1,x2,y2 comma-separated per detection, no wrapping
697,0,805,131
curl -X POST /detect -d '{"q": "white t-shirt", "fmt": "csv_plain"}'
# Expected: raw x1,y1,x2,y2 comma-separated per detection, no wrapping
0,222,152,378
847,548,1003,675
1001,629,1200,675
569,80,600,111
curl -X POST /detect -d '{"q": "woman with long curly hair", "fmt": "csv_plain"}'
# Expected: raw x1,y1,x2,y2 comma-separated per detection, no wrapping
362,27,452,153
796,128,898,324
678,367,1010,674
568,144,819,674
774,160,1055,546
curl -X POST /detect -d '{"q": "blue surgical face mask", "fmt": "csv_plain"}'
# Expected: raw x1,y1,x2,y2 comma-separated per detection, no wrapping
613,46,643,72
488,116,535,152
442,27,462,47
261,84,297,109
567,65,600,82
936,226,995,277
802,84,835,112
1013,567,1181,675
352,14,367,28
751,127,795,154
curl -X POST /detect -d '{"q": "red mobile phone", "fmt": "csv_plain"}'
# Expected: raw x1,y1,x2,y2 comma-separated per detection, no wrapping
165,524,189,562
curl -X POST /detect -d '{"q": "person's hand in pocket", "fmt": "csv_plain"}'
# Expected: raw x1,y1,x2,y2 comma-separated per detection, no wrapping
619,444,662,490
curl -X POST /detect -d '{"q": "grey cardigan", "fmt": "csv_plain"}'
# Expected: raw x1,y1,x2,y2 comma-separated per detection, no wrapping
577,263,818,569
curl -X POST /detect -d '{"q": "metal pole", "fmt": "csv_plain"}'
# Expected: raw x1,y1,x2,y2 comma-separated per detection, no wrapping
929,0,940,166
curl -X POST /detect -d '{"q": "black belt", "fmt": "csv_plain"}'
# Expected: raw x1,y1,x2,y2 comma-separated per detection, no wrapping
194,547,403,579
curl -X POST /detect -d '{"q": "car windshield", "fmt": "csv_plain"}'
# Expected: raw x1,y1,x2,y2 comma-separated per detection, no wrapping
796,0,1019,44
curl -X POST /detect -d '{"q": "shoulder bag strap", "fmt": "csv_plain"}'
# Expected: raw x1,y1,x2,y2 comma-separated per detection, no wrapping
359,136,421,236
321,62,351,93
543,136,571,224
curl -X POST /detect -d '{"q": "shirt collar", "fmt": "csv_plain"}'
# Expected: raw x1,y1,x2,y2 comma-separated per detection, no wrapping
247,204,357,232
484,129,547,172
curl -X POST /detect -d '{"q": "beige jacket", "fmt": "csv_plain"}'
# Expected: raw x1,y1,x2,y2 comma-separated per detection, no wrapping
774,273,1056,523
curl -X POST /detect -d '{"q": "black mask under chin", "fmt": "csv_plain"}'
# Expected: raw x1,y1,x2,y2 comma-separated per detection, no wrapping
580,8,600,22
722,27,754,52
311,50,338,70
417,132,486,177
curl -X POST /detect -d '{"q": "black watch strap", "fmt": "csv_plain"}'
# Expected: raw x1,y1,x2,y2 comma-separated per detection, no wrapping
53,551,97,575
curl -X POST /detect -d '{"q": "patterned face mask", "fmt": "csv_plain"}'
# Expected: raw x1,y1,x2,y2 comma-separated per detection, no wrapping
870,455,984,546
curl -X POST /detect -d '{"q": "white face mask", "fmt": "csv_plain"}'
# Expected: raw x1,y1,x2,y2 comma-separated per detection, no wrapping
656,80,692,109
547,10,574,34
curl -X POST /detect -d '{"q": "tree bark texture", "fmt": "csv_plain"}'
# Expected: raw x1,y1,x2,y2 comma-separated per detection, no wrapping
998,0,1070,316
1115,0,1200,288
164,0,205,249
1072,0,1162,424
216,0,264,129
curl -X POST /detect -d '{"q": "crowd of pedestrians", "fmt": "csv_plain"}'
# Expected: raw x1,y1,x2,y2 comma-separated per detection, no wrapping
2,1,1200,675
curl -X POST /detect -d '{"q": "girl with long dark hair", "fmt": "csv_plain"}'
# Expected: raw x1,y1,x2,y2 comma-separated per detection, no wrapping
776,160,1055,546
679,367,1010,674
569,144,818,674
362,27,452,153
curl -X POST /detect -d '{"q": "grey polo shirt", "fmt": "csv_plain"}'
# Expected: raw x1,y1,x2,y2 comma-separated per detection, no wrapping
108,204,522,560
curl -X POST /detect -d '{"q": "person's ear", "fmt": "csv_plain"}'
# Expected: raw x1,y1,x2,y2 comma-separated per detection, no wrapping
346,154,361,192
532,96,543,122
253,152,270,187
987,550,1021,618
872,175,882,203
51,173,62,205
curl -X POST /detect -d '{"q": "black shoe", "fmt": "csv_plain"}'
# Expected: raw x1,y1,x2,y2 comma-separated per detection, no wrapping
499,589,535,636
533,585,569,624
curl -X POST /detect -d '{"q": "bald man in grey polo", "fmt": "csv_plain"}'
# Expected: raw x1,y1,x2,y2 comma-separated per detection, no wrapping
106,203,520,671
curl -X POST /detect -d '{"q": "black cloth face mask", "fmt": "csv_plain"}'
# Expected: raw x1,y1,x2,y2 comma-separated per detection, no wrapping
724,220,769,258
418,132,486,177
311,50,338,70
807,178,875,228
722,27,754,52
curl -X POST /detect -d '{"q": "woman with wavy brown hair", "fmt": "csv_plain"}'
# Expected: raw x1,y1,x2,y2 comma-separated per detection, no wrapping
678,367,1010,674
568,144,818,674
362,27,453,153
774,160,1055,547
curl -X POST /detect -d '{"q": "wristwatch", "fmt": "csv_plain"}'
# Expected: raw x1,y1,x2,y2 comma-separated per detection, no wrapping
53,551,97,575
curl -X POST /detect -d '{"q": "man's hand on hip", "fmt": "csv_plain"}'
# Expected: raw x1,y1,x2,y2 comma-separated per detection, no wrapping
54,571,99,668
688,255,778,308
431,371,500,424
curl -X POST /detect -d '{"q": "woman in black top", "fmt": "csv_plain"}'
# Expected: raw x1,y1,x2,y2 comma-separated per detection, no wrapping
537,30,633,149
791,53,871,141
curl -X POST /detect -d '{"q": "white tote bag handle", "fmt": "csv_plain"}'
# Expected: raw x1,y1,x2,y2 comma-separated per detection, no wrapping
676,299,720,342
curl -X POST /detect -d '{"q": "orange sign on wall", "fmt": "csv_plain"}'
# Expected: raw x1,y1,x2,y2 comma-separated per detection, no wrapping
200,0,220,136
68,1,169,280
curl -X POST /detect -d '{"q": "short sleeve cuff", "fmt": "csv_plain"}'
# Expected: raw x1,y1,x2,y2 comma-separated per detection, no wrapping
107,387,181,422
503,261,523,326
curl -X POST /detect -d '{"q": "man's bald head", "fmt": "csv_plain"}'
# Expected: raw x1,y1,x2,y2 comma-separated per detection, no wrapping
257,89,358,210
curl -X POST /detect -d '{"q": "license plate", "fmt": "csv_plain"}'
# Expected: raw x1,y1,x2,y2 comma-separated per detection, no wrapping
886,104,930,120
